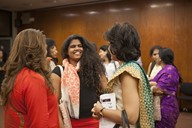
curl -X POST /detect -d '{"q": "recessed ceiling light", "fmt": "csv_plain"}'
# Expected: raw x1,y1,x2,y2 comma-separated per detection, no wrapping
87,11,98,15
150,4,159,8
109,8,120,12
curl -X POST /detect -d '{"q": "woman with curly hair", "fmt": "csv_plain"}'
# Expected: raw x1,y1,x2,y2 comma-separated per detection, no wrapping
92,22,155,128
51,34,107,128
0,29,59,128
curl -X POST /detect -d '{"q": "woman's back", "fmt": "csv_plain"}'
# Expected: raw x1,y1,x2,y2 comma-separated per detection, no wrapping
4,67,59,128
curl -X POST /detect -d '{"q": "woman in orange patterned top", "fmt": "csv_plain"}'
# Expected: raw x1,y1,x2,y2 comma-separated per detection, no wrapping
51,34,107,128
0,29,59,128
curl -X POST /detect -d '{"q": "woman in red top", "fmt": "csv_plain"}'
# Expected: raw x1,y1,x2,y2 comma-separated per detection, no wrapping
0,29,59,128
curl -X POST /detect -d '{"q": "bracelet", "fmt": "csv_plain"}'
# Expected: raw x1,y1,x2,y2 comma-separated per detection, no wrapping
99,107,105,117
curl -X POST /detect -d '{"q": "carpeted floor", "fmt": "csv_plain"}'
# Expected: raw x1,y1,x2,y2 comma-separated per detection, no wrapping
0,106,191,128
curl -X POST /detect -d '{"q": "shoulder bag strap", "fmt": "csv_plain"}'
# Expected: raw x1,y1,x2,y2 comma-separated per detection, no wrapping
113,110,130,128
122,110,130,128
113,61,117,70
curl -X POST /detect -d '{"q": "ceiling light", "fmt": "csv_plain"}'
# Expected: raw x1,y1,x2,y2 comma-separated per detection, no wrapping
87,11,98,15
108,8,120,12
150,4,159,8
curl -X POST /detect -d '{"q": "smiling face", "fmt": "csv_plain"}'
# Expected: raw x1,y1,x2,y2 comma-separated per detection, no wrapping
67,39,83,64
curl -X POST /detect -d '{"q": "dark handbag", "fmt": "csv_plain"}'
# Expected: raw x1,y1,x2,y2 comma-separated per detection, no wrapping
113,110,130,128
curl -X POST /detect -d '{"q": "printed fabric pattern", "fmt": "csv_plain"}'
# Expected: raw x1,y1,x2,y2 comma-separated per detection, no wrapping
62,59,80,118
107,61,155,128
152,64,180,128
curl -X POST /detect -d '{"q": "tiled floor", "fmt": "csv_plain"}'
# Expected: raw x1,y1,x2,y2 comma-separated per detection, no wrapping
0,105,191,128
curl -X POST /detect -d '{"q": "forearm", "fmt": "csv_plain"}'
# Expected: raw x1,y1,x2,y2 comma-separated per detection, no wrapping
101,107,138,125
101,108,122,124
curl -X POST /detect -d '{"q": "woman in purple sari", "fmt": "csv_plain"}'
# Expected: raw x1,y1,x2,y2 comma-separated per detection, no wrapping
150,48,182,128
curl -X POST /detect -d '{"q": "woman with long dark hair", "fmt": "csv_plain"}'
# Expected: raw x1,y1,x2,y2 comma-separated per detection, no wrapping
51,34,107,128
147,45,162,80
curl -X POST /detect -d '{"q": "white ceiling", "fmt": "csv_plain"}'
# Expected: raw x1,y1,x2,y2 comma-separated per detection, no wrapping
0,0,120,12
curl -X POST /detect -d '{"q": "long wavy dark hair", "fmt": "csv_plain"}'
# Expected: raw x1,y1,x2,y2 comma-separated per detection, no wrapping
0,29,52,105
61,34,105,88
104,22,141,62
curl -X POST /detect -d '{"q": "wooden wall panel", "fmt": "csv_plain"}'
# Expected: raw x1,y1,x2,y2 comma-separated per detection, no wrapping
174,1,192,82
18,0,192,82
139,1,175,72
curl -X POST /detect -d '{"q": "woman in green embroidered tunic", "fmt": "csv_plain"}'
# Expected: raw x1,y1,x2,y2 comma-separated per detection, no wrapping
92,22,155,128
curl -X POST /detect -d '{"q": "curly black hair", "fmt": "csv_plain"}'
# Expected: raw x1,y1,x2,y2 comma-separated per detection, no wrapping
104,22,141,62
61,34,105,88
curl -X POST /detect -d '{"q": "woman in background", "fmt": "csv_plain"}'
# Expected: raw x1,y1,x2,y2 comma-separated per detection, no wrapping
0,29,59,128
150,48,181,128
99,45,119,80
147,45,162,80
46,38,58,71
51,34,107,128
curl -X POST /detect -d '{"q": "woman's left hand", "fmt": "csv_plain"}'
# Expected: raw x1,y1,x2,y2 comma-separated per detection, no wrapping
91,101,103,119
